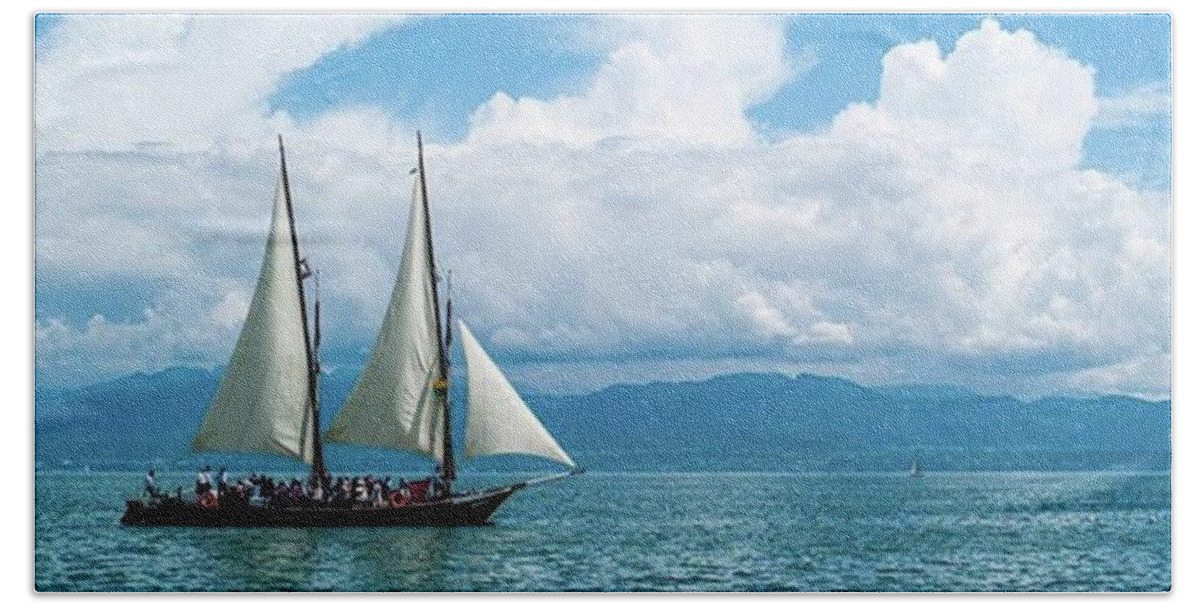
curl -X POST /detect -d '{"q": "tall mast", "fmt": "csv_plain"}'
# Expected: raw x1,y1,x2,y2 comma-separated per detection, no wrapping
312,269,324,481
278,135,327,487
418,131,456,486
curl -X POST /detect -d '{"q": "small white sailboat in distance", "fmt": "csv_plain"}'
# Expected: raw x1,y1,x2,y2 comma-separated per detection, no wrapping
123,133,580,527
909,454,925,478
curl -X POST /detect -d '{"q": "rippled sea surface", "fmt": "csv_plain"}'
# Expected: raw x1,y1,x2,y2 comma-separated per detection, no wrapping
35,471,1169,592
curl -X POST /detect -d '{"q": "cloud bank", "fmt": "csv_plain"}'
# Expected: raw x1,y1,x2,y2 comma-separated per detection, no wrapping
35,16,1170,398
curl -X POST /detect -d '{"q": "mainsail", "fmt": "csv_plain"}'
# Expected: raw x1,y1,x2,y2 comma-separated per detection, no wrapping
193,171,315,462
325,172,445,460
328,134,574,476
459,321,575,468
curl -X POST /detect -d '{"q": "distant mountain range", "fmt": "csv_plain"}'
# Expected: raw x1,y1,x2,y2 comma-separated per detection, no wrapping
34,367,1170,472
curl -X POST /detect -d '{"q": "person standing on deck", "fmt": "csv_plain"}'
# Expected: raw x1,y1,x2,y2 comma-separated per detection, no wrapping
370,480,384,507
196,466,212,496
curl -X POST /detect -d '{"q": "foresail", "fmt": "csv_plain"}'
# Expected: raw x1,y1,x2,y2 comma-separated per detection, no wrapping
325,173,444,461
459,321,575,467
193,174,314,462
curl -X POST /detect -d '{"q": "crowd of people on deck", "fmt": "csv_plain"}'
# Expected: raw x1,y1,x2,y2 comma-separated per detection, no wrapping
142,466,449,509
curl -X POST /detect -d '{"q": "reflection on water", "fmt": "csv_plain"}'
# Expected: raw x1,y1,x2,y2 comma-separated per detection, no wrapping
35,471,1170,591
195,527,322,591
321,528,459,591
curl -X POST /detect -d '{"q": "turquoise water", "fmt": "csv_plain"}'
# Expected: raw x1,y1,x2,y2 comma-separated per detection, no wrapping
35,470,1170,592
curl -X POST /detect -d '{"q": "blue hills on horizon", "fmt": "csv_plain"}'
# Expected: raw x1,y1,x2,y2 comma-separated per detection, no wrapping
34,366,1170,474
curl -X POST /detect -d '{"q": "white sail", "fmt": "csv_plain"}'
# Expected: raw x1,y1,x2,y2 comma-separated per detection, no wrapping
459,321,575,467
326,173,445,460
193,173,314,462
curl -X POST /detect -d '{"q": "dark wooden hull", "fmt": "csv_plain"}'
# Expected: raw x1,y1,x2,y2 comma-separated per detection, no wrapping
121,486,517,527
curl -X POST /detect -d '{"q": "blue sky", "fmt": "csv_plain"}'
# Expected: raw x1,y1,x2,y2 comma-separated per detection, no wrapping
265,14,1170,186
269,14,606,141
34,14,1172,397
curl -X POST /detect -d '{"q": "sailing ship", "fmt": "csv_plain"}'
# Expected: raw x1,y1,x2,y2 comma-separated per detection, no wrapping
909,455,924,478
122,133,579,527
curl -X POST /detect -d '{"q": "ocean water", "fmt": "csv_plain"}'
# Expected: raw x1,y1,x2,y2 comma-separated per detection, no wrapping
35,470,1170,592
